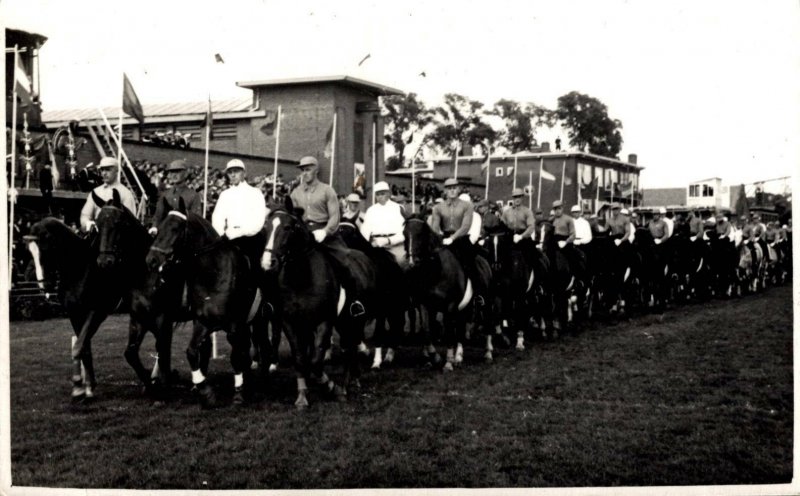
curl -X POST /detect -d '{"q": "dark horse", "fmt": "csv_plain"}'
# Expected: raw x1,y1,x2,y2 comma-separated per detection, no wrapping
404,215,493,369
94,191,209,396
631,227,670,311
261,200,376,408
483,223,545,352
24,217,123,400
536,221,586,333
336,221,409,369
145,206,269,408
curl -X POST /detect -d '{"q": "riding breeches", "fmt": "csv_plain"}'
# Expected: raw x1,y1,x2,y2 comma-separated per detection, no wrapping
446,236,488,296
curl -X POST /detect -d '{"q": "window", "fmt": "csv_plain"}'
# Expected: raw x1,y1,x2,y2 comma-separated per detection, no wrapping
702,184,714,197
578,163,592,186
689,185,699,197
506,166,514,177
212,122,237,140
594,166,604,189
353,122,364,164
495,167,504,177
176,125,202,141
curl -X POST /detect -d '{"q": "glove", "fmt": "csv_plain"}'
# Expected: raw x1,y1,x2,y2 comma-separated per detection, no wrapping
689,236,696,242
148,227,158,236
373,237,389,248
443,237,453,246
743,239,749,245
478,239,485,246
654,238,661,245
557,240,567,249
513,234,522,244
312,229,327,243
614,238,622,246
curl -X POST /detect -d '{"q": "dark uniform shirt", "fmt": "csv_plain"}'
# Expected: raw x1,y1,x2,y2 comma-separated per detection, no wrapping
648,218,667,240
431,198,472,239
608,213,629,236
153,183,202,227
715,219,732,237
553,214,576,243
290,179,340,236
501,206,535,237
688,215,704,235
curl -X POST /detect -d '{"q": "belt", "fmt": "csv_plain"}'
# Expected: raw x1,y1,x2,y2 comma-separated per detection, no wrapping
372,233,396,238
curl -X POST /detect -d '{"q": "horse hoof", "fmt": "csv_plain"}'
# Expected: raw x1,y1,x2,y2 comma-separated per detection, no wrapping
268,363,278,374
295,396,309,410
196,382,218,409
233,387,247,406
484,352,493,363
384,349,395,363
443,362,454,372
371,361,381,370
334,385,347,402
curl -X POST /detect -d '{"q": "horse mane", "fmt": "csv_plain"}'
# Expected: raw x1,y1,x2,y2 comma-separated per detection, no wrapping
185,212,220,241
35,217,92,273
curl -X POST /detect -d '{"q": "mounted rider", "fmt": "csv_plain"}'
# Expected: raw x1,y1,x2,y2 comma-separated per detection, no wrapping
500,187,542,270
79,156,137,234
714,211,734,244
289,156,367,316
608,203,635,246
149,159,202,236
551,200,588,285
211,159,269,271
751,214,770,263
360,181,406,264
430,177,487,300
342,193,365,228
648,207,669,245
687,209,704,242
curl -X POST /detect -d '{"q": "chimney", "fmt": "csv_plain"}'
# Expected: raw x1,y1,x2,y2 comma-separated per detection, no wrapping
540,142,551,152
628,153,638,165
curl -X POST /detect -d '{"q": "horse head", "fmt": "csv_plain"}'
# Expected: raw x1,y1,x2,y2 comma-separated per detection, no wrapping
96,188,144,270
146,198,190,273
24,218,82,292
537,221,555,252
484,223,512,272
403,214,438,268
261,200,311,271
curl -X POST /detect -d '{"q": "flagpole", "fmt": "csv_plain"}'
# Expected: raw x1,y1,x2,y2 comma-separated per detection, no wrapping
9,45,19,286
203,95,210,218
528,170,533,209
559,160,566,202
371,119,377,204
118,74,124,176
484,153,491,200
411,157,416,213
536,158,543,208
330,111,337,186
513,155,518,190
272,105,282,200
453,142,459,180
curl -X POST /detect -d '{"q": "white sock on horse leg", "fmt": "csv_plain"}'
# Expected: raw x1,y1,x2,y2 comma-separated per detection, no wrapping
455,343,464,363
151,360,160,380
486,335,494,352
372,347,383,368
385,348,395,363
191,369,206,385
234,373,243,388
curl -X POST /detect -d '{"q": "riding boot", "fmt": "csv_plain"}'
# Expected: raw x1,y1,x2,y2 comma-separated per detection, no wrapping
321,235,366,317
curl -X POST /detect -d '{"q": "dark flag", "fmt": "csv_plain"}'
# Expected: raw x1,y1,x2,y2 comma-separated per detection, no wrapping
122,73,145,124
259,110,278,136
214,53,225,64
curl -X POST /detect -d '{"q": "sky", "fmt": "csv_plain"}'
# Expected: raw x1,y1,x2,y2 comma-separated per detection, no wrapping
3,0,799,188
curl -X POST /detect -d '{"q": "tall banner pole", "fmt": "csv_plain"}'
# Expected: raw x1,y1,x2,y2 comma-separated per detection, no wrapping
329,111,337,186
411,158,416,213
513,155,518,190
272,105,282,200
536,158,543,208
528,170,533,209
202,95,210,218
484,153,491,200
8,45,19,286
453,142,459,180
559,159,566,201
118,74,124,176
371,119,377,204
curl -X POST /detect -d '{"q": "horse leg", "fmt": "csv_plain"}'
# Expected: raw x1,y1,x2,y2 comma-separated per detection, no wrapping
336,317,366,401
153,314,176,385
186,320,216,408
124,316,155,392
228,322,254,405
71,310,106,400
268,309,282,373
442,310,457,372
371,314,385,369
311,321,336,398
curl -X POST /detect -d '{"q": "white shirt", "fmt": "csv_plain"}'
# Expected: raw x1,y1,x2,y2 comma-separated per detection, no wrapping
468,211,482,244
573,217,593,245
360,199,406,246
80,181,137,231
211,181,268,239
664,217,674,238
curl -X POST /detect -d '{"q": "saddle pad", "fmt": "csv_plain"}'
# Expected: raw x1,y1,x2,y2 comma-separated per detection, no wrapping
458,279,473,311
247,289,262,323
527,270,535,293
337,287,346,316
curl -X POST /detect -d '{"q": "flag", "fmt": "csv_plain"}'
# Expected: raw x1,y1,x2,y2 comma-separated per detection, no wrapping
201,96,214,139
214,53,225,64
259,110,279,136
540,163,556,181
581,176,598,199
323,122,334,158
14,53,33,108
122,73,145,124
619,181,633,198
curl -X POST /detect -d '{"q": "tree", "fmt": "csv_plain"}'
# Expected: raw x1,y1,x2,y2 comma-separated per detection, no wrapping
381,93,433,170
428,93,498,163
555,91,623,158
491,99,556,153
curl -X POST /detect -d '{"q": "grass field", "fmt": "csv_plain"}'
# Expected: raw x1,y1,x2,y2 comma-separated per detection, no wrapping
8,285,794,489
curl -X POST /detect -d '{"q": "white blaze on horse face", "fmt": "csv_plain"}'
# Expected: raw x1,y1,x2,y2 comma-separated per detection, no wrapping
261,216,281,270
493,235,498,262
540,225,546,245
27,241,45,289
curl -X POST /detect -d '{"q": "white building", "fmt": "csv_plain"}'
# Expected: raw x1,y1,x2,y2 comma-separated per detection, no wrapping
686,177,731,209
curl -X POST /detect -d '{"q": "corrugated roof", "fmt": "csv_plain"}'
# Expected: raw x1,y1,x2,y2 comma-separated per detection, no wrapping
430,151,643,170
236,75,404,96
42,97,252,124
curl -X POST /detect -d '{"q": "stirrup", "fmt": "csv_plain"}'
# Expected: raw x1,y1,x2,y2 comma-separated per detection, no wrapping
349,300,366,317
474,295,485,307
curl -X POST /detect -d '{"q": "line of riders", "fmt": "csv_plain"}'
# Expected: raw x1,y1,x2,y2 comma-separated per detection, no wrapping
23,155,792,409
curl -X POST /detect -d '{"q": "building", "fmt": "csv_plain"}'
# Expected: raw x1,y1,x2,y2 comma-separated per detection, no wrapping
640,187,686,207
42,75,404,196
387,146,642,212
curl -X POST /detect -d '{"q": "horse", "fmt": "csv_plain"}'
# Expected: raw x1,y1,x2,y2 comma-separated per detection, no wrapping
144,205,269,408
631,227,670,311
483,223,544,352
403,215,493,369
24,217,124,400
738,239,764,294
94,191,209,397
336,221,409,369
261,199,376,408
706,231,738,298
536,221,582,333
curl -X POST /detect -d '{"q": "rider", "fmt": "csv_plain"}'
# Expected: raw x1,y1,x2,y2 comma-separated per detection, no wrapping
663,210,675,240
342,193,365,228
608,203,634,246
572,205,593,246
552,200,587,284
79,156,137,233
360,181,406,264
149,159,202,236
211,159,269,271
289,156,366,316
715,211,733,244
430,177,486,300
648,208,669,245
752,214,769,262
687,209,704,242
501,187,538,265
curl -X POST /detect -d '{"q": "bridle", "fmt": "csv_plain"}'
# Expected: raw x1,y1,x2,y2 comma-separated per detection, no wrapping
148,211,189,277
263,210,312,269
